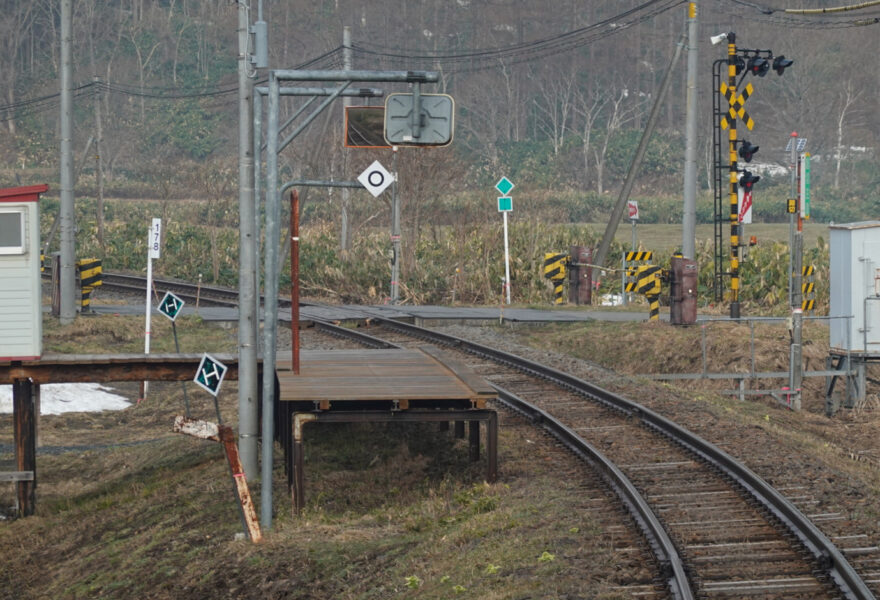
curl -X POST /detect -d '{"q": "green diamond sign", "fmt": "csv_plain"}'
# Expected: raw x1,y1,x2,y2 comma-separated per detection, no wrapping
157,291,185,321
194,354,228,396
495,177,514,196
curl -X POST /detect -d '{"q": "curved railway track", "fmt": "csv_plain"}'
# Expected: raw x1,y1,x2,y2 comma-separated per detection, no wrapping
90,271,878,598
310,315,877,600
98,272,292,309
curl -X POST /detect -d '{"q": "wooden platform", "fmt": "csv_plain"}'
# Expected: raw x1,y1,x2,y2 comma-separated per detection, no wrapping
274,346,499,512
276,346,496,411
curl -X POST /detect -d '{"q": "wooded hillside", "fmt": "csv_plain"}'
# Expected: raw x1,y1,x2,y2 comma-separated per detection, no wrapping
1,0,878,221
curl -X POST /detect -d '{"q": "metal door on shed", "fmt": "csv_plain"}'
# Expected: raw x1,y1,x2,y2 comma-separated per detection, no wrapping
863,241,880,353
0,201,41,360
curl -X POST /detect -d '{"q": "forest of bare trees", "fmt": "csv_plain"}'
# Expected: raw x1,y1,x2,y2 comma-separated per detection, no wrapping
0,0,878,221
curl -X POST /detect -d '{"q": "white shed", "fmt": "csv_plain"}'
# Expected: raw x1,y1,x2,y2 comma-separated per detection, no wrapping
0,184,47,360
829,221,880,355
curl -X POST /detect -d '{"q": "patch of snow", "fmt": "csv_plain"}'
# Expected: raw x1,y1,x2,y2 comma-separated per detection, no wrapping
0,383,131,415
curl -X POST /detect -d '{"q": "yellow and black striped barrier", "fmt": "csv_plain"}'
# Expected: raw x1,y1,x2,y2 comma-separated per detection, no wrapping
802,265,815,312
625,264,662,321
625,251,653,262
543,252,567,305
77,258,103,311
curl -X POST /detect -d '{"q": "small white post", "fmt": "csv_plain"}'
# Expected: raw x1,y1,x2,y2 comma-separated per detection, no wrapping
143,218,161,399
503,211,511,305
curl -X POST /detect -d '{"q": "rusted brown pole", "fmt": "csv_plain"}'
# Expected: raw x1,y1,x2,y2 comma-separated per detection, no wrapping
218,425,262,543
13,379,36,517
290,189,300,374
468,421,480,462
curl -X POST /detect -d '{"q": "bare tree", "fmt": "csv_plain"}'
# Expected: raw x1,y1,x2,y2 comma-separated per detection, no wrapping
592,87,638,194
833,79,863,190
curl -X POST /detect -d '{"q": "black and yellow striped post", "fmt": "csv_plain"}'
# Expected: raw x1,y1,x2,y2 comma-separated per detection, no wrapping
727,35,740,319
77,258,103,312
625,264,662,321
543,252,567,305
623,251,653,302
636,265,662,321
802,265,815,312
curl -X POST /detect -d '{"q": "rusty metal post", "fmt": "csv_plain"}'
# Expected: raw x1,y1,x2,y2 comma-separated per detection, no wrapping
218,425,262,543
291,190,300,374
670,256,698,325
454,420,465,439
487,411,498,483
51,254,61,317
569,246,593,305
13,378,36,517
468,420,480,462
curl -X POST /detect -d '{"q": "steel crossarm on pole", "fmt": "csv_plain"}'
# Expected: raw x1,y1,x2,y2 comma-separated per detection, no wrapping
270,69,438,84
257,68,440,531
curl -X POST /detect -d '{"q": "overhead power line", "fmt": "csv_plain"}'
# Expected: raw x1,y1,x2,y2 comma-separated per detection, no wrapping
723,0,880,24
0,47,345,122
350,0,686,72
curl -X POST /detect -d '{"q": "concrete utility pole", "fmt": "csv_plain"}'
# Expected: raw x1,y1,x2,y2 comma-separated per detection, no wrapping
594,29,688,269
341,26,352,251
789,132,803,309
237,0,258,479
682,2,698,259
59,0,76,324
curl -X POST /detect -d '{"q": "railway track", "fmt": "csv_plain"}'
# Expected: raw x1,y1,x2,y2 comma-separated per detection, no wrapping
309,315,877,600
89,271,878,597
98,272,292,309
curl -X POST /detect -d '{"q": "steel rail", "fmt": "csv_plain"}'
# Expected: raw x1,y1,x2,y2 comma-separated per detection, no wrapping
491,385,693,600
312,319,694,600
48,270,875,599
364,316,876,600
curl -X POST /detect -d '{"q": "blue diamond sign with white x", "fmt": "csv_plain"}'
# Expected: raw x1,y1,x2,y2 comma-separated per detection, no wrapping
495,176,514,196
158,291,185,321
194,354,228,396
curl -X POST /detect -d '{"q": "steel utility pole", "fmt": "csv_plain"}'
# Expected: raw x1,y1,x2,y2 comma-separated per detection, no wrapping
390,146,401,303
341,26,352,251
237,0,258,479
59,0,76,324
682,2,698,260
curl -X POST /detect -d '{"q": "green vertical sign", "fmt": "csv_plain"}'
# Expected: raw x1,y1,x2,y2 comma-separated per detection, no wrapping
800,152,811,219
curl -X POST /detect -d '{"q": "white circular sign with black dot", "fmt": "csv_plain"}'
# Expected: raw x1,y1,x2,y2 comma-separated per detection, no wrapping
358,160,394,198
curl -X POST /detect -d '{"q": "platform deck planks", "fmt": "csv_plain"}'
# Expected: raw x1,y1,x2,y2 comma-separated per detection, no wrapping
276,347,495,407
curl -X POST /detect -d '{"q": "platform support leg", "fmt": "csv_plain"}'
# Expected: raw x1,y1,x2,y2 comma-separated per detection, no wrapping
487,411,498,483
291,414,316,514
468,421,480,462
13,379,36,517
454,421,465,439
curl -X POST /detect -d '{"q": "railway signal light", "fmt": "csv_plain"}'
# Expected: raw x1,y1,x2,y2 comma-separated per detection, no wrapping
740,170,761,191
739,140,759,162
747,56,769,77
772,55,793,75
